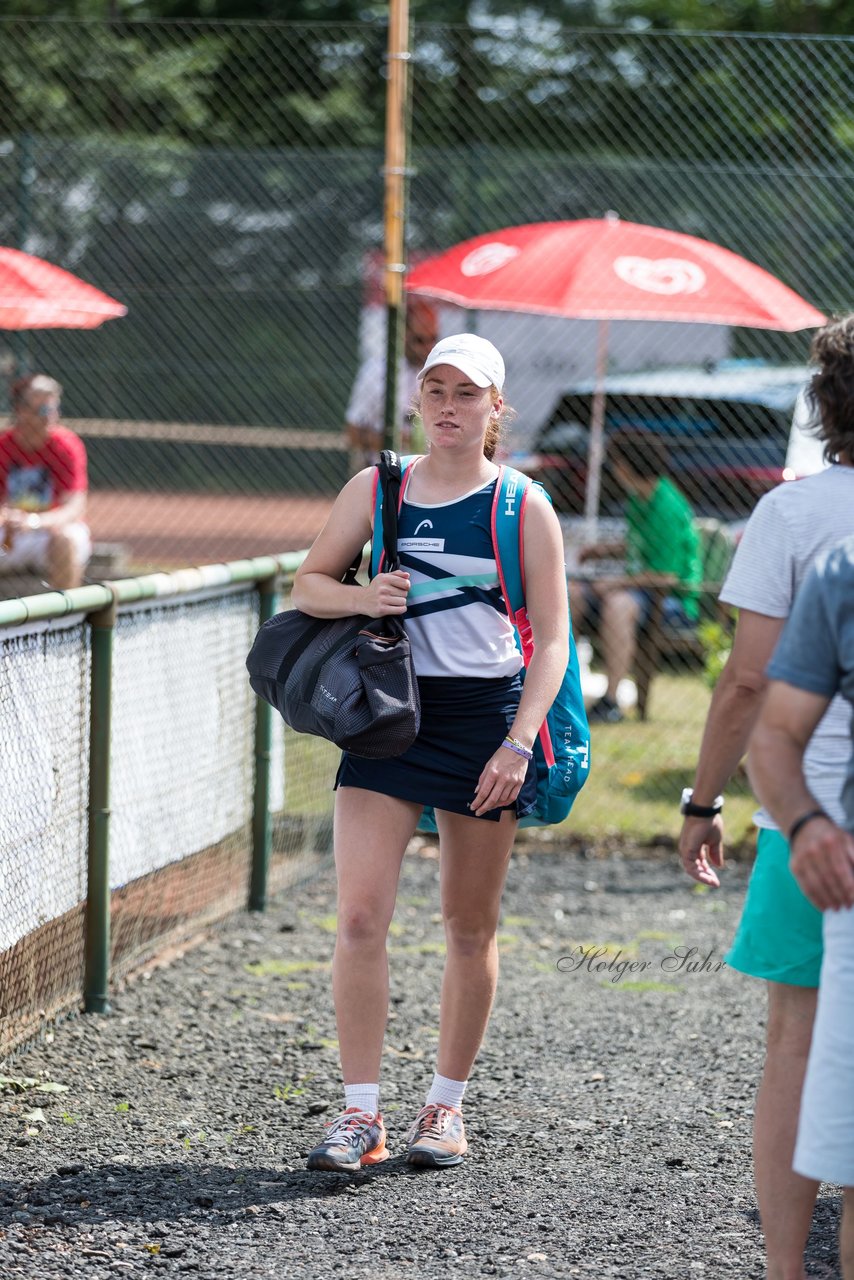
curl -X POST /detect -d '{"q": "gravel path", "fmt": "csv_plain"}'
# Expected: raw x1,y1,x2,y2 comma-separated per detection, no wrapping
0,842,842,1280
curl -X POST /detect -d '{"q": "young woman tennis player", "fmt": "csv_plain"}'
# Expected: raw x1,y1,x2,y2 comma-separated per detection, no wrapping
292,334,569,1171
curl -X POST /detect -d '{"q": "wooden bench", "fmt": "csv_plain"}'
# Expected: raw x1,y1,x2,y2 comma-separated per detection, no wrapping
634,519,736,720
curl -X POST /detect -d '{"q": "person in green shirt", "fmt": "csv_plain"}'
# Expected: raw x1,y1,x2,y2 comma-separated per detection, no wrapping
572,427,702,723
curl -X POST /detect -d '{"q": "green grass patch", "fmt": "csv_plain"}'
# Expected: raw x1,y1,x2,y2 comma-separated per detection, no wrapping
0,1076,69,1094
635,930,684,945
310,914,338,934
571,940,638,958
267,671,758,847
388,941,446,956
566,672,758,845
281,724,339,815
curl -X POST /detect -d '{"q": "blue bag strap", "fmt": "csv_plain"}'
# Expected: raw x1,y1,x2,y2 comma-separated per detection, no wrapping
491,465,533,621
373,459,541,616
492,465,567,774
371,453,419,579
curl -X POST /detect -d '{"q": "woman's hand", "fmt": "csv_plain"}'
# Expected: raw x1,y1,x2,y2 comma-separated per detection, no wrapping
470,740,529,817
361,570,411,618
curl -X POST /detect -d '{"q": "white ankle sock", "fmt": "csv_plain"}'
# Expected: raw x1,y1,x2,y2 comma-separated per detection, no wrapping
425,1072,467,1111
344,1083,380,1116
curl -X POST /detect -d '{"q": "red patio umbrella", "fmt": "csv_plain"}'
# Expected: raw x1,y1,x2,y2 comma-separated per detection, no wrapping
0,246,127,330
407,216,826,520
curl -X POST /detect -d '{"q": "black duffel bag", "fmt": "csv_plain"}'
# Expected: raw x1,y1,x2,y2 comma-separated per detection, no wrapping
246,451,420,759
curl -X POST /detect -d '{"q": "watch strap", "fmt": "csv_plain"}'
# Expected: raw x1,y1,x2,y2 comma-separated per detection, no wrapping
682,799,722,818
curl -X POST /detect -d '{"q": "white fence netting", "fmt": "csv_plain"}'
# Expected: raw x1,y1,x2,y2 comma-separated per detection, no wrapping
0,618,90,953
109,589,258,888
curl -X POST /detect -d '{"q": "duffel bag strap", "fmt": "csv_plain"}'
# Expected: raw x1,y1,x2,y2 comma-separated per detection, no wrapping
378,449,403,572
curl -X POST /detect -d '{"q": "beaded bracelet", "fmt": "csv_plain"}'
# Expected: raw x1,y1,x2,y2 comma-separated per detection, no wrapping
502,736,534,761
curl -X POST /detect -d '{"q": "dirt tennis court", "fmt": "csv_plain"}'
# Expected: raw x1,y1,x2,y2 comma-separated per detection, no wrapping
87,490,336,571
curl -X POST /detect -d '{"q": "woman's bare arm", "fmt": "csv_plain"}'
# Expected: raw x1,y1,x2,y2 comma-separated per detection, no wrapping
292,468,411,619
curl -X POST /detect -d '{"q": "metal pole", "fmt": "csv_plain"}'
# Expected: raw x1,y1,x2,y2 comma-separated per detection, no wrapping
84,593,117,1014
584,317,611,539
249,573,278,912
382,0,411,453
13,132,33,375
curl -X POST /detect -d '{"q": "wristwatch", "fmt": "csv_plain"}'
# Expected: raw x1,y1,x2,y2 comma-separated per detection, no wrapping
680,787,724,818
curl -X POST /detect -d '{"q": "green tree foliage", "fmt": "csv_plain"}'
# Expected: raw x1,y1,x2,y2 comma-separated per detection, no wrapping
608,0,854,34
0,6,849,451
0,15,389,146
2,0,851,30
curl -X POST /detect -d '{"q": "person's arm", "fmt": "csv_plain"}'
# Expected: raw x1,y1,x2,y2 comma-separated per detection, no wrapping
292,468,411,619
470,489,569,816
36,490,86,530
678,609,785,886
2,490,86,532
750,681,854,911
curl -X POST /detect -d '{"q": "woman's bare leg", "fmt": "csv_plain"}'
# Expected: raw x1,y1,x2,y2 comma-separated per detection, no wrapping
332,787,422,1084
432,808,517,1079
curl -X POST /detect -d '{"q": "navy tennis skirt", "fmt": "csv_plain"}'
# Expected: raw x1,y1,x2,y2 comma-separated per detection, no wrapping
335,674,537,823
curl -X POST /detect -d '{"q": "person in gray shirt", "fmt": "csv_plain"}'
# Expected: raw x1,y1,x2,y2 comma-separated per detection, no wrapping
751,533,854,1280
677,313,854,1280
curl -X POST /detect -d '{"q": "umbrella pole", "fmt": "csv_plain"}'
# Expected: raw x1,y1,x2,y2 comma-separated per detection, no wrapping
584,317,610,538
382,0,411,453
13,132,34,375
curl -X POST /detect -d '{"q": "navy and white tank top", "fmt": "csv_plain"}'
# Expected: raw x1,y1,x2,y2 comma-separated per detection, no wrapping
397,471,523,679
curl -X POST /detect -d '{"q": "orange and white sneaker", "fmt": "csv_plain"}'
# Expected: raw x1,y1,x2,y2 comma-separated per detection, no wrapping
405,1102,468,1168
306,1107,389,1173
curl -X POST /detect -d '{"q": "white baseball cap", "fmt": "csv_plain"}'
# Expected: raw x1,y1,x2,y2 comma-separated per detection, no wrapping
417,333,505,391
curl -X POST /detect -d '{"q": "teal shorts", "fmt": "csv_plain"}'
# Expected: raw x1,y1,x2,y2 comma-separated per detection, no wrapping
726,827,824,987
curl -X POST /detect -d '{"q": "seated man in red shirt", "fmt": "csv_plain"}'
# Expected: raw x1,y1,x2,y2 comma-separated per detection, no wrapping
0,373,91,590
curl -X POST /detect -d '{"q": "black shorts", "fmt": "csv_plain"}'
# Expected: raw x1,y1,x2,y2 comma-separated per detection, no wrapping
335,674,537,823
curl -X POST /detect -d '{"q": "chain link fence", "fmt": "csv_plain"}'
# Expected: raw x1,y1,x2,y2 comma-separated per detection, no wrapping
0,616,90,1048
0,22,849,561
0,18,851,891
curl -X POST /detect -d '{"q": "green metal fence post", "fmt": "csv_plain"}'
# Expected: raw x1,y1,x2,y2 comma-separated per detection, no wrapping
249,572,279,912
84,593,117,1014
